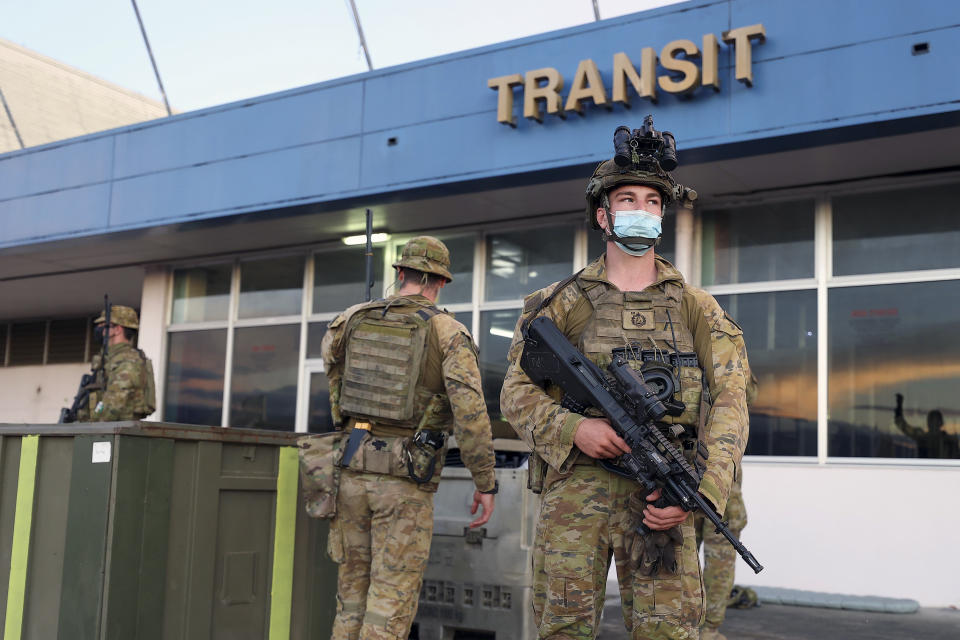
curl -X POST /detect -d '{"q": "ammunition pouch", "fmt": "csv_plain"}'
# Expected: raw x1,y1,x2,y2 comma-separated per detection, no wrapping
297,431,344,519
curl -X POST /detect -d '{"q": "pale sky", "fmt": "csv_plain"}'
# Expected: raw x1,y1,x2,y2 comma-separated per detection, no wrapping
1,0,684,113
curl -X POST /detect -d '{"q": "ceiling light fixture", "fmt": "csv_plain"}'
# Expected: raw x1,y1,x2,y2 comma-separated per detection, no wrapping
342,233,390,245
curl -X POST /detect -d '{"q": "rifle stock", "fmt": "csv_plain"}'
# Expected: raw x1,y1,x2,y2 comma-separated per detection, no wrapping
520,315,763,574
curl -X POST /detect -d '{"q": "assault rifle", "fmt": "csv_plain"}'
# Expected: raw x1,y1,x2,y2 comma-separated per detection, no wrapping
520,315,763,574
59,295,111,423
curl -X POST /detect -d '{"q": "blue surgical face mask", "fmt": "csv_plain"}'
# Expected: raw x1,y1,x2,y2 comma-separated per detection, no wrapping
610,209,662,256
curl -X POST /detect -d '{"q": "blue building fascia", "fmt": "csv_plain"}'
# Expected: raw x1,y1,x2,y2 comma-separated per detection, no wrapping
1,0,958,250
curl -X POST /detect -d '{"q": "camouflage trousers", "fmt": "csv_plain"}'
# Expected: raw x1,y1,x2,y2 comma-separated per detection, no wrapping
694,478,747,630
533,464,704,640
327,469,434,640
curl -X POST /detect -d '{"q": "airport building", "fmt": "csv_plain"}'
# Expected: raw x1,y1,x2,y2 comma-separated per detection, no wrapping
1,0,958,606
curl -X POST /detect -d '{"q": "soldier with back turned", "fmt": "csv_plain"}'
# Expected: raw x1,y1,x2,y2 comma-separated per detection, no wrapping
320,236,498,640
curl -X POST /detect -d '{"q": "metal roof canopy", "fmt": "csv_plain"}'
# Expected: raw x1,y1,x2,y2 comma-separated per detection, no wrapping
1,0,959,312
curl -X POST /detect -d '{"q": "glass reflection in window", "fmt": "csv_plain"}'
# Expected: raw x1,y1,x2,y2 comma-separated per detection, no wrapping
833,183,960,275
308,372,334,433
307,321,329,359
238,256,304,319
164,329,227,426
432,235,474,305
701,200,814,286
828,280,960,459
313,247,384,314
479,309,521,422
485,227,574,302
717,291,818,456
230,325,300,430
171,264,231,324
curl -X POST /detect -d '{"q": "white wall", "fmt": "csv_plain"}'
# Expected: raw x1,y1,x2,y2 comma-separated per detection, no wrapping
739,460,960,607
0,363,89,423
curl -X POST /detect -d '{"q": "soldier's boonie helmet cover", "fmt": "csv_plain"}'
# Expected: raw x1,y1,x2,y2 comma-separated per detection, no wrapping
94,305,140,329
392,236,453,282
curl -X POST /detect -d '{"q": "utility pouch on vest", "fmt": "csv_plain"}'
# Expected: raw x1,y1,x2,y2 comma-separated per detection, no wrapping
344,434,408,476
339,307,433,424
297,431,343,519
405,394,447,484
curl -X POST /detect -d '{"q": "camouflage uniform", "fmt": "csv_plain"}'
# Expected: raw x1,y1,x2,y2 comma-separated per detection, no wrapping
76,305,156,422
501,254,749,640
321,237,497,640
696,371,756,638
694,472,746,635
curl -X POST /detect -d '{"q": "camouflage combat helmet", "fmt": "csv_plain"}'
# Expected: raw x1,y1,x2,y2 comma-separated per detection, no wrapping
392,236,453,282
585,160,699,229
94,305,140,330
585,120,697,229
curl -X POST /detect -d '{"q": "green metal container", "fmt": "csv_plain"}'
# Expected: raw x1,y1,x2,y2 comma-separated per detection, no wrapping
0,422,336,640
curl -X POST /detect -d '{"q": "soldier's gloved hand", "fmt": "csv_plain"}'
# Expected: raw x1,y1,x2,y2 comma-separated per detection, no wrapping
631,528,684,577
573,418,632,459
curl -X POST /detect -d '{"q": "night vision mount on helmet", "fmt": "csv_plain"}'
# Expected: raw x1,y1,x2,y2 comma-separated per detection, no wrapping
585,115,698,231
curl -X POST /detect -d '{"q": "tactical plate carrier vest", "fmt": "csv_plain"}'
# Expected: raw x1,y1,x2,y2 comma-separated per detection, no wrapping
576,275,704,433
339,300,451,431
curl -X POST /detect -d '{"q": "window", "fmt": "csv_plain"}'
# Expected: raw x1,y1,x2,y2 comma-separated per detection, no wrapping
313,247,384,314
239,256,304,318
433,234,474,305
828,280,960,459
701,200,814,285
0,316,97,366
47,318,89,364
164,329,227,426
8,322,46,366
716,291,817,456
230,325,300,430
478,309,521,422
171,264,231,324
697,179,960,463
307,372,333,434
833,183,960,275
485,227,575,302
307,321,329,359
